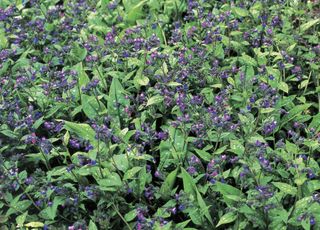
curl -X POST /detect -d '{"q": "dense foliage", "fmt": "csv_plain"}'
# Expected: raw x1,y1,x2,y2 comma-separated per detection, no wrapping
0,0,320,229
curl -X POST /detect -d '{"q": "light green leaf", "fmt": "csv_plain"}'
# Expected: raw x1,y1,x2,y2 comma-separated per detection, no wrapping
216,212,237,227
214,44,224,59
195,149,211,161
98,173,122,191
25,222,44,228
299,19,320,32
108,77,129,126
124,0,148,24
0,28,8,49
278,82,289,93
308,113,320,131
232,7,248,17
146,95,164,106
272,182,297,195
134,74,149,86
123,167,142,180
89,220,98,230
16,211,28,227
213,145,228,155
240,54,257,66
113,154,129,172
70,45,87,62
167,82,182,87
124,209,137,222
230,140,244,156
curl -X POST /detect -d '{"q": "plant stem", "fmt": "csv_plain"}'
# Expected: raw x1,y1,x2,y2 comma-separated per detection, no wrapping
112,203,133,230
97,135,104,178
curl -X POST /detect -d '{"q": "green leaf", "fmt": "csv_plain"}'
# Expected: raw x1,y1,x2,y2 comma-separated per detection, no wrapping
89,220,98,230
214,44,224,59
190,208,204,225
196,190,214,226
124,209,137,222
146,95,164,106
281,104,312,127
24,222,44,228
301,218,311,230
213,145,228,155
278,82,289,93
307,180,320,193
0,28,8,49
7,200,32,216
108,77,129,127
138,166,148,195
285,140,298,155
175,220,192,229
124,0,148,24
309,113,320,131
195,149,211,161
181,167,197,198
299,19,320,32
63,131,70,146
240,54,257,66
40,197,64,220
215,182,243,197
0,216,8,224
0,129,18,139
81,94,107,119
62,121,98,148
261,108,275,114
160,168,179,199
230,140,245,156
16,211,28,228
12,58,29,73
134,74,149,86
232,7,248,17
113,154,129,172
227,77,235,86
272,182,297,195
167,82,182,87
70,45,87,62
216,212,237,227
70,63,90,100
295,177,307,186
76,63,90,87
97,173,122,191
32,116,44,129
123,167,142,180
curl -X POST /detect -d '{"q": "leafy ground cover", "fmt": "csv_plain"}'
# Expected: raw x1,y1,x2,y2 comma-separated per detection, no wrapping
1,0,320,229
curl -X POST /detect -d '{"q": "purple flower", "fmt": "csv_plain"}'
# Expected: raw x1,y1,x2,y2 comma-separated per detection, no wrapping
69,139,81,149
40,138,52,154
154,170,161,178
156,131,168,140
187,166,197,175
256,185,274,199
310,216,316,225
263,120,277,135
25,177,33,185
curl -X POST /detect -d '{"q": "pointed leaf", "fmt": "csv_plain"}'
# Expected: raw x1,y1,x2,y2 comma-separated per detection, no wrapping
216,212,237,227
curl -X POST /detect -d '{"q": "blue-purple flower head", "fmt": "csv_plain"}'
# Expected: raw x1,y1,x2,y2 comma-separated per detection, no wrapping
263,120,277,135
